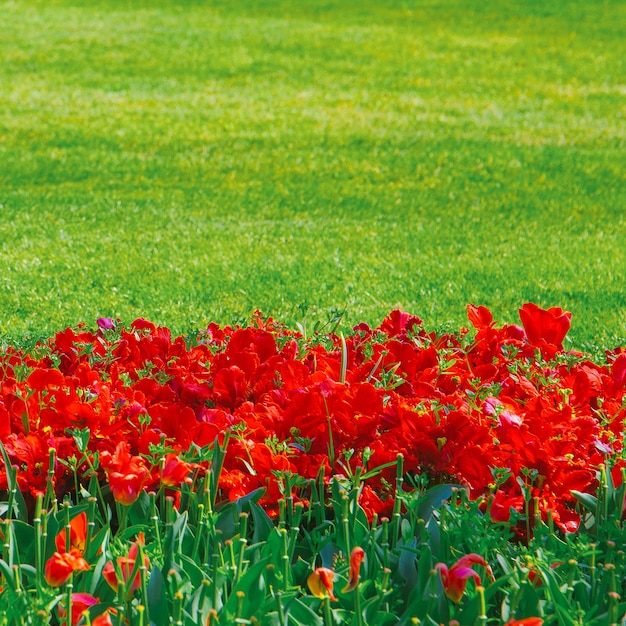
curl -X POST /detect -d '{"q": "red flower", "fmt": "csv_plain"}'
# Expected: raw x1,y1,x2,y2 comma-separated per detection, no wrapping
100,442,149,505
307,567,337,601
161,453,193,487
467,304,494,330
519,303,571,358
56,512,87,556
103,532,149,597
58,592,98,626
378,310,423,338
92,612,115,626
435,554,494,603
44,551,89,587
505,619,543,626
342,547,365,592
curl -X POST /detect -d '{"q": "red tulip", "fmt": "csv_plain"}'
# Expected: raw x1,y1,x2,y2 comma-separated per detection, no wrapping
56,512,87,556
44,551,89,587
342,547,365,592
102,532,149,596
505,619,543,626
435,554,494,603
100,442,149,506
519,302,571,357
58,592,98,626
91,612,115,626
307,567,337,601
161,453,193,487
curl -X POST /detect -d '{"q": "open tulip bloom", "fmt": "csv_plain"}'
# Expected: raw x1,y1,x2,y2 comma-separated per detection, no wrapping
435,554,495,603
44,551,90,587
1,304,625,623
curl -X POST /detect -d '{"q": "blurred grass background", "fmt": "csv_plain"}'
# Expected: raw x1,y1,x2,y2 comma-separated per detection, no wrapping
0,0,624,349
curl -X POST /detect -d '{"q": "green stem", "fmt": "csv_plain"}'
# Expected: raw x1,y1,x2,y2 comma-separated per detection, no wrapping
353,583,363,626
322,595,333,626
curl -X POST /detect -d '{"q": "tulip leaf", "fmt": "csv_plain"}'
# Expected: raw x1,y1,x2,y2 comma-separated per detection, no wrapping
249,500,273,544
539,568,579,626
179,553,206,588
397,538,418,590
416,543,433,595
0,560,15,590
571,490,597,514
416,484,463,524
11,521,35,565
147,565,169,626
128,490,152,525
223,557,270,617
0,441,27,522
282,595,323,626
456,575,513,624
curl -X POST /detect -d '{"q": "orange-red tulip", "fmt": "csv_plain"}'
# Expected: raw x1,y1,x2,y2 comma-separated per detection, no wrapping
91,611,115,626
307,567,337,601
56,512,87,556
100,442,149,506
102,532,149,596
505,619,544,626
342,547,365,592
161,453,193,487
44,551,89,587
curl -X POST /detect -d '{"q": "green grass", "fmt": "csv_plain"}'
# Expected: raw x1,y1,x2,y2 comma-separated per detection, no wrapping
0,0,625,349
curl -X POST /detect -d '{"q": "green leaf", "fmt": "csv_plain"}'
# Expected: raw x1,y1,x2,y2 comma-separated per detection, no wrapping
416,484,462,523
571,490,597,514
179,554,206,588
541,568,579,626
128,490,152,525
283,595,324,626
416,543,433,596
397,538,419,590
0,441,27,522
249,500,273,544
147,565,169,626
0,560,15,590
223,557,270,618
11,521,35,565
455,576,512,624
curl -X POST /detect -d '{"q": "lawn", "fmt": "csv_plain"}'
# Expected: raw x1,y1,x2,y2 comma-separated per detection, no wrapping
0,0,624,350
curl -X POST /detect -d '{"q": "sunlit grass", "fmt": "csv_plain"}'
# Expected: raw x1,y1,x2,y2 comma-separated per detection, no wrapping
0,0,624,349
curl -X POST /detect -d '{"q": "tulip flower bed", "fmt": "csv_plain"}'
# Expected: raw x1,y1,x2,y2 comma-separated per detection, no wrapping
0,304,625,625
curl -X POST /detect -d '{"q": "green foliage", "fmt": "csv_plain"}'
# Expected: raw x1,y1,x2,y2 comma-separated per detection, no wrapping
0,0,625,349
1,443,625,625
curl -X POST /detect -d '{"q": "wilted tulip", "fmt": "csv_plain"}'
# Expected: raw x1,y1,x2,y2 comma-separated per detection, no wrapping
342,547,365,592
307,567,337,601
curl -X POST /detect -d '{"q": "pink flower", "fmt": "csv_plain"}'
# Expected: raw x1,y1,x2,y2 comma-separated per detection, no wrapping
58,592,98,625
97,318,116,331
